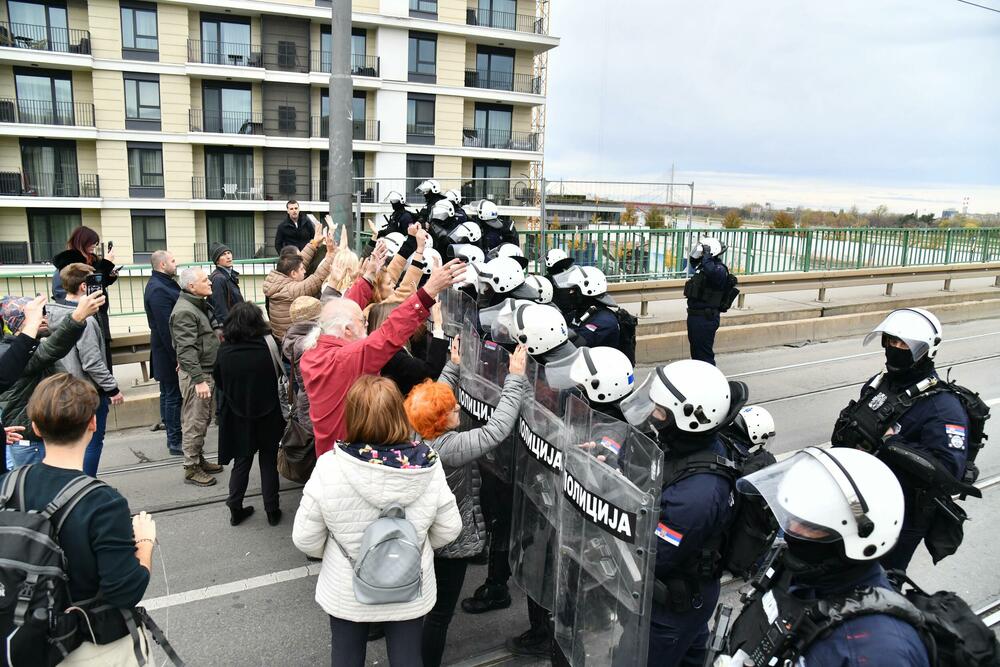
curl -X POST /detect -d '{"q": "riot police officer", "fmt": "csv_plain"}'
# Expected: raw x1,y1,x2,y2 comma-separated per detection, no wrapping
383,190,415,236
620,360,748,666
415,178,446,224
684,236,733,365
444,188,465,222
545,346,634,422
831,307,980,572
719,447,929,666
553,265,620,348
474,199,518,253
544,248,574,281
720,405,776,458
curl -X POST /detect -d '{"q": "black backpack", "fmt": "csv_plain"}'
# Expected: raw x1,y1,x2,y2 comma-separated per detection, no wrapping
613,307,638,364
0,466,107,666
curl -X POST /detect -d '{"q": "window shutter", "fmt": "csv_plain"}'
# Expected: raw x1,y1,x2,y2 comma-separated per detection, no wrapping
278,106,296,132
278,41,297,69
278,169,297,195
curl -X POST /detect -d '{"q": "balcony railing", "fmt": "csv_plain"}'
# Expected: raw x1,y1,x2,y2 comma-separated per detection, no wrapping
187,40,262,67
464,69,541,94
8,172,100,197
0,98,95,127
311,117,380,141
462,127,539,151
311,52,380,77
461,180,515,206
189,109,263,135
466,8,547,35
407,122,435,138
193,242,267,262
192,177,265,200
0,21,91,54
312,179,379,203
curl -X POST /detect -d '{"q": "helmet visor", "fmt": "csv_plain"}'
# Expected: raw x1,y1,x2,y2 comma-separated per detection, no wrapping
619,374,657,427
543,346,586,389
484,300,518,344
862,310,937,361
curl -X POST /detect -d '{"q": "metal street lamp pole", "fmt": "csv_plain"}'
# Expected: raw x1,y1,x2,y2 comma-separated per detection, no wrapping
328,0,354,248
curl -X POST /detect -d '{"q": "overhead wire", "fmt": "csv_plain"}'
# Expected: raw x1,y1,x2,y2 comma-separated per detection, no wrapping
953,0,1000,13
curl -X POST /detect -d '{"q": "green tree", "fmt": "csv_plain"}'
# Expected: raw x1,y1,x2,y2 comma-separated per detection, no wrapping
549,213,561,230
646,206,666,229
621,206,637,226
722,210,743,229
772,211,795,229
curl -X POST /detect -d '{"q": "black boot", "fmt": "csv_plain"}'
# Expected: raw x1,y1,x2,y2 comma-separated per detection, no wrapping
266,509,282,526
229,505,254,526
460,582,511,614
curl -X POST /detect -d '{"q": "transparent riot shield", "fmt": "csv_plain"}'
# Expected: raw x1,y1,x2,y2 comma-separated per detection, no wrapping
508,357,574,611
554,395,663,666
439,287,476,338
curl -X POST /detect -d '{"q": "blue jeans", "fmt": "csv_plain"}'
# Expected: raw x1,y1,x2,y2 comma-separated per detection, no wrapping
6,440,45,469
82,395,109,477
159,378,182,452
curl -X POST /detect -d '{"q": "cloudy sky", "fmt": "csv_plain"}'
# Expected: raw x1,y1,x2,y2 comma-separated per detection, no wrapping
543,0,1000,213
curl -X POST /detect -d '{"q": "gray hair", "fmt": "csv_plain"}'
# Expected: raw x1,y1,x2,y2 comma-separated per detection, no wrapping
178,267,204,293
150,250,171,272
304,298,358,350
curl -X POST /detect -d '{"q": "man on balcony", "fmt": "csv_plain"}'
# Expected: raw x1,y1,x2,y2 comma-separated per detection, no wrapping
274,200,315,253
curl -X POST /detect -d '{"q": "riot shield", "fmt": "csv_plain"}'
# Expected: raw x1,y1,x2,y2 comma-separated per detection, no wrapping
439,287,476,338
554,395,663,666
508,357,575,611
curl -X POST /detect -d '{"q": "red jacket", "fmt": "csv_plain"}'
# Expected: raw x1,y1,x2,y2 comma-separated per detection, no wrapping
300,276,435,456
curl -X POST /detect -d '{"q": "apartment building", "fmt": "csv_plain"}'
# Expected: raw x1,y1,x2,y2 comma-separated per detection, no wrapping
0,0,557,264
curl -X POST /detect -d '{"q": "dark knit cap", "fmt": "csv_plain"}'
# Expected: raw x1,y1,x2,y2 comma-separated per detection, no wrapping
210,242,231,264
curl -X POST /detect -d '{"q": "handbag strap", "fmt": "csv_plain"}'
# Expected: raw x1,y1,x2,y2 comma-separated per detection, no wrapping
264,335,286,379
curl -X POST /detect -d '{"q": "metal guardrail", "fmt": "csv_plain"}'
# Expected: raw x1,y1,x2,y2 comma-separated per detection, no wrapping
0,21,91,53
0,98,95,126
189,109,263,135
311,116,379,140
311,52,380,77
462,127,539,151
466,8,547,35
191,176,264,200
2,172,101,198
187,39,262,67
464,69,541,95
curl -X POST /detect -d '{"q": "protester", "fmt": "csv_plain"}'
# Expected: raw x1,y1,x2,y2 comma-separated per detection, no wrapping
213,302,285,527
292,375,462,667
0,294,48,472
263,224,336,341
143,250,183,456
282,296,322,437
46,263,124,477
404,341,529,667
368,226,428,312
1,294,101,470
366,301,449,398
299,245,466,456
51,226,118,366
274,199,315,252
170,267,224,486
322,248,362,303
0,373,154,664
208,242,244,325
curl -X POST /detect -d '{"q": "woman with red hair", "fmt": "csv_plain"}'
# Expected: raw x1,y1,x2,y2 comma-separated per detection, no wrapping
404,339,529,667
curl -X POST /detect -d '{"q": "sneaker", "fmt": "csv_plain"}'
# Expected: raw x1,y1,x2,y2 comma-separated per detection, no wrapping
184,466,217,486
460,583,511,614
505,629,551,657
229,505,254,526
199,458,223,474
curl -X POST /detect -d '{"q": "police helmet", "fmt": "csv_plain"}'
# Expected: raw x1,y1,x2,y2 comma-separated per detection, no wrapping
385,190,405,205
561,265,616,307
381,232,406,258
521,275,554,304
863,307,942,363
738,447,904,561
476,199,500,225
431,200,456,222
448,221,482,244
408,247,442,276
488,243,528,269
444,189,462,205
416,179,441,195
509,302,569,356
545,346,635,404
733,405,776,447
546,248,571,270
622,360,747,434
689,236,725,260
477,256,525,294
485,297,538,343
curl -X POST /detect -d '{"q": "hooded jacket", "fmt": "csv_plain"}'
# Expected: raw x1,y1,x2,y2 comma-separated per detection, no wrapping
262,241,332,341
291,441,462,622
45,299,119,397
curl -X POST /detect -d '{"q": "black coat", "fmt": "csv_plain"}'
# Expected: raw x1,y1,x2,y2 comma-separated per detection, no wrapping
274,214,315,252
208,267,244,325
143,271,181,382
51,249,117,349
380,336,449,398
0,333,36,393
213,338,286,464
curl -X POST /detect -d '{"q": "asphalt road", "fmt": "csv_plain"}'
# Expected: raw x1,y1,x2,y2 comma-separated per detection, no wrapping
92,316,1000,667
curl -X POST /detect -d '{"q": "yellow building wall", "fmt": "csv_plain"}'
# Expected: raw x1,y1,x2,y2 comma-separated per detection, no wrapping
0,68,14,100
92,70,124,130
96,209,133,263
76,141,98,176
435,155,462,182
0,138,19,172
192,146,205,180
435,95,463,146
160,75,191,133
0,210,27,242
252,83,263,116
81,209,103,237
355,0,379,13
515,49,534,78
66,0,89,34
95,140,128,198
159,4,190,65
190,80,203,114
438,0,466,25
513,105,532,133
70,71,93,107
437,35,466,87
86,0,121,60
167,210,197,264
162,143,194,199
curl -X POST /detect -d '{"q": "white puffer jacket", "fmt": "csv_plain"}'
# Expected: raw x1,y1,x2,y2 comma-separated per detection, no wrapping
292,444,462,622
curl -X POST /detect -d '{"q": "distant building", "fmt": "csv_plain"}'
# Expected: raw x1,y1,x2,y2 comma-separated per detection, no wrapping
942,209,958,219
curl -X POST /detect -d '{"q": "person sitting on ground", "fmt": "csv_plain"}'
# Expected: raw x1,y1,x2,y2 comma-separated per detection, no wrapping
45,263,125,477
292,375,462,667
366,300,450,399
1,293,102,471
0,373,155,665
214,302,286,527
282,296,323,439
404,341,529,667
263,224,336,341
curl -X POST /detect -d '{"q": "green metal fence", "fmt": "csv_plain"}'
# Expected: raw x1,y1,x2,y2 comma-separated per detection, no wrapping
2,227,997,318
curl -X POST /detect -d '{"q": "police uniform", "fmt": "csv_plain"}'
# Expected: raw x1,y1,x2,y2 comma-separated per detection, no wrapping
651,438,734,667
384,204,414,237
571,307,620,348
685,255,729,366
482,219,519,253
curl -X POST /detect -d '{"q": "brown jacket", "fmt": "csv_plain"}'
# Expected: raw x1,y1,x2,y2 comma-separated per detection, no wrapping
263,242,332,340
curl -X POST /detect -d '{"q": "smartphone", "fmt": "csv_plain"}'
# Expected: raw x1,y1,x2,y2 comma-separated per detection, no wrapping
84,273,104,296
113,264,125,274
107,241,114,252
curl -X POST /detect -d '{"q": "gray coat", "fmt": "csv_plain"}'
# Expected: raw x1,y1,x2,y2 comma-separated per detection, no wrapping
281,321,316,433
430,361,528,559
46,300,119,396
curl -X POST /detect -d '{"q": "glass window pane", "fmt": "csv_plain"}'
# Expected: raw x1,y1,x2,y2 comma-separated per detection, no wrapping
125,81,138,118
54,79,72,105
48,6,67,31
140,81,159,106
407,99,415,125
9,2,46,27
135,10,156,38
351,34,365,58
15,74,52,102
221,22,250,47
220,88,251,113
408,39,417,69
352,95,365,121
121,8,136,48
419,40,434,62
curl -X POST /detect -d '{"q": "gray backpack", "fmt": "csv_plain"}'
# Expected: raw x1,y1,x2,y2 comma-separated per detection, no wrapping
331,504,423,605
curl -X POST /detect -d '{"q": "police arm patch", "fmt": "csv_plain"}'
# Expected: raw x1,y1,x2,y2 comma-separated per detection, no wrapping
655,522,683,547
945,424,966,450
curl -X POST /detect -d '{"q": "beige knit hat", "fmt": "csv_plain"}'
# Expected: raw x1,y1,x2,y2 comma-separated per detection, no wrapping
290,296,322,323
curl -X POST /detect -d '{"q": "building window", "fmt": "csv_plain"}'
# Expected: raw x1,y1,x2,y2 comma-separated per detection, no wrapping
123,73,160,130
204,147,256,200
127,143,164,197
408,32,436,83
14,68,74,125
410,0,437,19
201,82,254,134
121,1,158,61
7,0,69,52
20,139,81,197
320,27,369,74
474,46,515,91
27,209,80,263
475,0,517,30
469,103,512,148
407,93,435,145
406,154,435,201
200,15,253,66
206,213,255,259
131,211,167,262
472,159,511,204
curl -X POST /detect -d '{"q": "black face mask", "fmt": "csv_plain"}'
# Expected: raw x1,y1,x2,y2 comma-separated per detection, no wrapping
391,201,404,212
552,287,579,315
784,533,844,566
884,346,915,373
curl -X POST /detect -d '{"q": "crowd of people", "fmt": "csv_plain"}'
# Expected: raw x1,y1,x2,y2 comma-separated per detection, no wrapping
0,186,994,667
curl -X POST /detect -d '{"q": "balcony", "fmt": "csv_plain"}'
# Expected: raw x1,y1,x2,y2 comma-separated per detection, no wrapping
466,8,547,35
187,40,262,67
462,127,538,151
0,99,94,126
0,21,91,54
192,177,265,200
464,69,541,95
461,180,536,207
0,171,99,197
312,179,379,203
193,242,266,262
310,52,380,77
189,109,263,135
407,122,435,143
311,117,380,141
